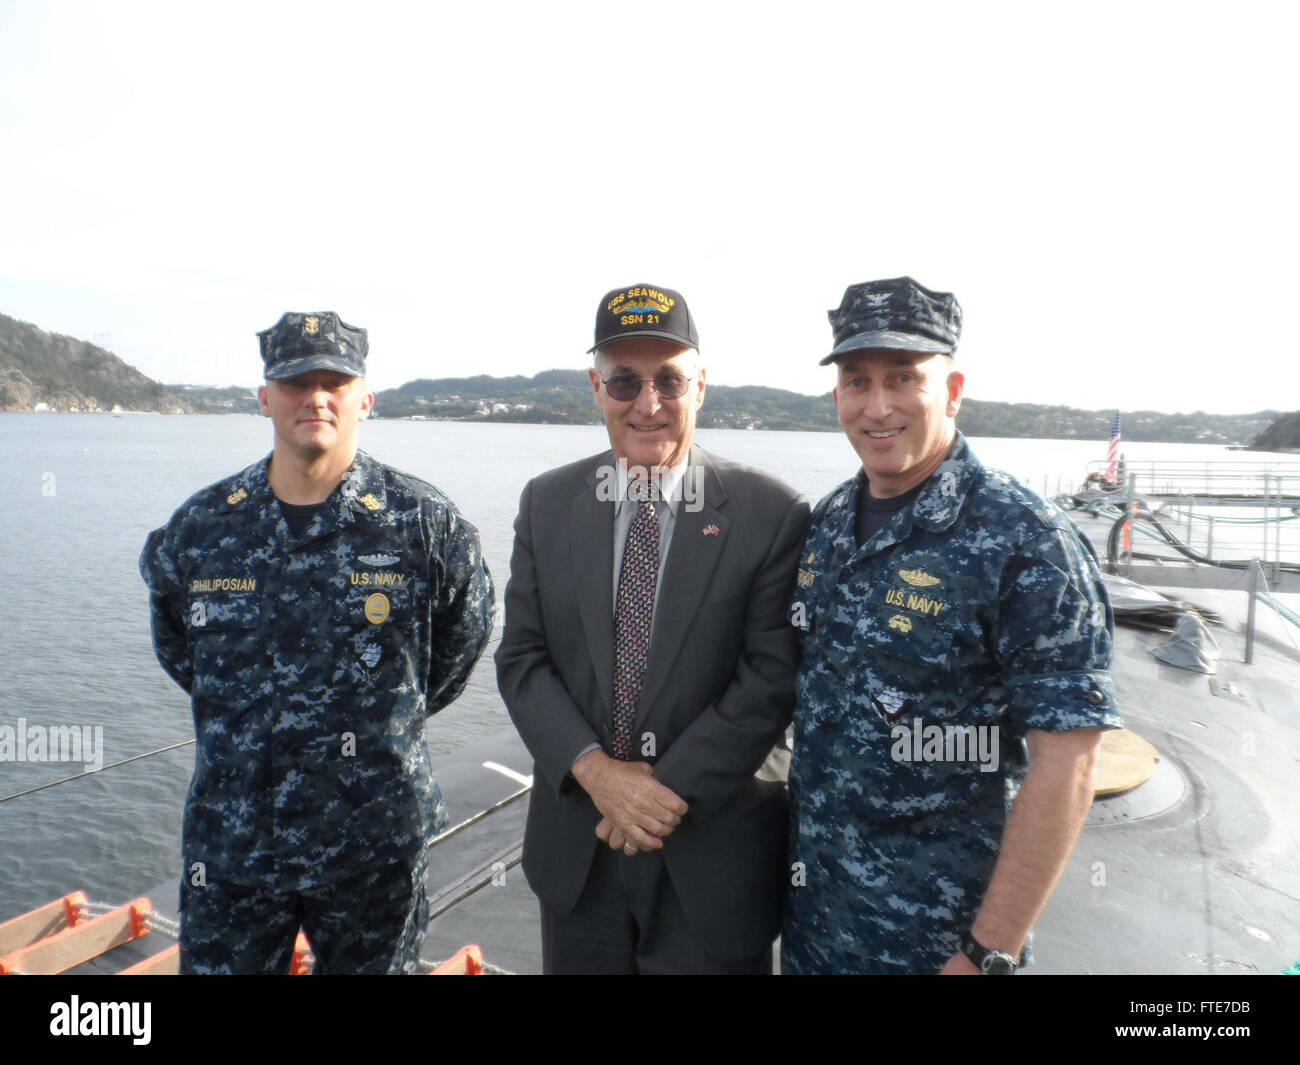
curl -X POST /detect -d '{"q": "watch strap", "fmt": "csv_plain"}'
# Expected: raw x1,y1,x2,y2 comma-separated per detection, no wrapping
960,930,1021,974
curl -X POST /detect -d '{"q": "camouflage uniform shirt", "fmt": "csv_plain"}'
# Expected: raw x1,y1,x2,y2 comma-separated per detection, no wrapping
140,449,494,893
783,433,1122,973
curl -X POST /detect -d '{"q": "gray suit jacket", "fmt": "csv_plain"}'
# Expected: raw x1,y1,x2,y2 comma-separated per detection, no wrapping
495,445,809,961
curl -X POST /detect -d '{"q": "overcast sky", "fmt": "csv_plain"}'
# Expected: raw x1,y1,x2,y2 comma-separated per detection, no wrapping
1,1,1295,414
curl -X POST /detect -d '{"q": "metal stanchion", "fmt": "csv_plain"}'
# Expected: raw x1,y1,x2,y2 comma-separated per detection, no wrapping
1245,559,1262,665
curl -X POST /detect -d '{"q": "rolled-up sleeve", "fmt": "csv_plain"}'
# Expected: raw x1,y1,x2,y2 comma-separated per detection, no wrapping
425,503,495,717
997,527,1124,735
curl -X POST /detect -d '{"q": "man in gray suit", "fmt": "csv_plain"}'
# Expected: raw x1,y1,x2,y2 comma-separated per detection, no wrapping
495,283,808,973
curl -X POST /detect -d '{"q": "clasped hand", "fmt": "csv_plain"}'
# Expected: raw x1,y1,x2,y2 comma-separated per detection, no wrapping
571,750,688,852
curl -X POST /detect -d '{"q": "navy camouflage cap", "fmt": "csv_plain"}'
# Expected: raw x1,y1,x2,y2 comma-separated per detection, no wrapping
821,277,962,365
258,312,368,379
588,284,698,354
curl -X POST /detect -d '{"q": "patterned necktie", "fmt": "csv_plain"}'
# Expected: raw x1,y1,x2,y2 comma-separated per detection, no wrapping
612,499,659,760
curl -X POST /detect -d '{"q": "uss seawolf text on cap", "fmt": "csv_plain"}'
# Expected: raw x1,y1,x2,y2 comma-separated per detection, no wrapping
589,284,699,353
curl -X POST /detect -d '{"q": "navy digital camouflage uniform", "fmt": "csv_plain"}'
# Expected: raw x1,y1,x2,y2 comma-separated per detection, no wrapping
782,433,1122,974
140,448,494,973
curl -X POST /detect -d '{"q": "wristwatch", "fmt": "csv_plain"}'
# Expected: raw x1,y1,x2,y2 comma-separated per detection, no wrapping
960,930,1021,974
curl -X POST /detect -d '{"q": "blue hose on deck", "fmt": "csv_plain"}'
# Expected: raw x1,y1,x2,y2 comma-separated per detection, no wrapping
1258,591,1300,630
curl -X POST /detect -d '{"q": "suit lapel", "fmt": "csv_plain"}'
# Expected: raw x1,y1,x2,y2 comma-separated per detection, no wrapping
636,447,728,721
572,458,617,719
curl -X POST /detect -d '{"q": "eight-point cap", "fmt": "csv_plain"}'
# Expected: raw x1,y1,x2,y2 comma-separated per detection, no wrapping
259,311,368,379
822,277,961,365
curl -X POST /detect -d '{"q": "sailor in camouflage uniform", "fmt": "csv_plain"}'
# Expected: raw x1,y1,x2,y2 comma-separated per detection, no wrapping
140,312,494,974
783,278,1122,975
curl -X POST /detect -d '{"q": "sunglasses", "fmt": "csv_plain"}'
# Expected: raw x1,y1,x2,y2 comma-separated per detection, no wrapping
600,372,694,402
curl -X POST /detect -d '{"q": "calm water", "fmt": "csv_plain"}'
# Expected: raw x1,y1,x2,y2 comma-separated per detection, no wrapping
0,413,1290,915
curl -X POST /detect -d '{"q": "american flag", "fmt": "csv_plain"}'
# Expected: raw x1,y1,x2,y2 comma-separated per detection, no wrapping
1105,413,1122,484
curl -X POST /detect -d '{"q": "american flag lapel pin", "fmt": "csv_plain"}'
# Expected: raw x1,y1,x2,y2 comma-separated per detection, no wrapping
703,524,720,536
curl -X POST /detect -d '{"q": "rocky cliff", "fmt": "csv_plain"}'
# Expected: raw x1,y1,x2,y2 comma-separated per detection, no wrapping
0,313,195,413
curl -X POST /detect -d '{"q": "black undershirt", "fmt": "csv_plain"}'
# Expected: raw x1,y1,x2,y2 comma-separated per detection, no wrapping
278,499,323,536
854,474,926,546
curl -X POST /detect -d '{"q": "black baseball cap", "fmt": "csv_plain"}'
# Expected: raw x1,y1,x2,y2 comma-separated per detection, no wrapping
821,277,962,365
588,284,698,354
258,312,368,379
